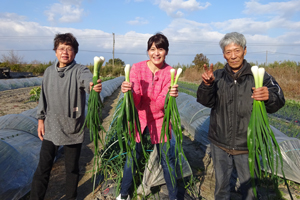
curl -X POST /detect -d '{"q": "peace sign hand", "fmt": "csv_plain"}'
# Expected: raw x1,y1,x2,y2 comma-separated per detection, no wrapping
202,64,215,85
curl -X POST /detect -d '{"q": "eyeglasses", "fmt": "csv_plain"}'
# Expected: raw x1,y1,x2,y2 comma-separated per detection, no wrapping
57,47,74,53
224,49,243,56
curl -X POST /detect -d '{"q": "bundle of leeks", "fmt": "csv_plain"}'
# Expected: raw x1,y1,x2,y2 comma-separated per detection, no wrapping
160,68,188,186
248,66,292,199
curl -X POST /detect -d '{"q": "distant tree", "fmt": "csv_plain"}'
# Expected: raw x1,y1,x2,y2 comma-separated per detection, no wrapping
248,61,259,67
105,58,125,67
30,60,41,65
192,53,209,70
214,61,225,70
1,50,24,65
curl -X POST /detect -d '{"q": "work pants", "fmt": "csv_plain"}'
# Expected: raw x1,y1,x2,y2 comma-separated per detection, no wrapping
211,143,255,200
30,139,82,200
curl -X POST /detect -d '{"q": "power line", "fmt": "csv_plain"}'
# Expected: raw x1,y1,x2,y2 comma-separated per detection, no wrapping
0,49,299,57
1,35,300,47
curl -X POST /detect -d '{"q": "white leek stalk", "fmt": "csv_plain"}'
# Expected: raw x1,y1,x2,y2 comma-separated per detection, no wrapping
248,66,292,199
174,68,182,85
93,56,105,84
83,56,106,192
116,63,147,194
161,68,187,186
124,64,131,82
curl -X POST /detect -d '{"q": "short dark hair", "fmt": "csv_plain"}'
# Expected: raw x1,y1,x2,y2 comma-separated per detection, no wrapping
147,33,169,53
53,33,79,54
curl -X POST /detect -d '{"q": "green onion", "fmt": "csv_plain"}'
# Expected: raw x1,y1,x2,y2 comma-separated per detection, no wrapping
248,66,293,199
160,68,188,186
116,64,148,194
82,56,106,189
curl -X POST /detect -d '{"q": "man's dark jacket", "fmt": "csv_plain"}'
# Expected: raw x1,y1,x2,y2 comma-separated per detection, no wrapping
197,60,285,151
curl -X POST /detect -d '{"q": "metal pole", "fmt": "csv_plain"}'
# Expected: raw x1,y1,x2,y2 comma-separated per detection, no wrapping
112,33,115,68
266,50,268,66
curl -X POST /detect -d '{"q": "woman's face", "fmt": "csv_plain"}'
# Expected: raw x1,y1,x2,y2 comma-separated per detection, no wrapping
148,42,168,68
55,43,76,67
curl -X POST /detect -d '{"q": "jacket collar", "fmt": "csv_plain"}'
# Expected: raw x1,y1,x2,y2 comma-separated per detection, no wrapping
225,59,252,81
55,60,77,78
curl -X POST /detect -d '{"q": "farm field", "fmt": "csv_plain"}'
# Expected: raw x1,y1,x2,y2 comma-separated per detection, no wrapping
1,76,299,199
178,80,300,140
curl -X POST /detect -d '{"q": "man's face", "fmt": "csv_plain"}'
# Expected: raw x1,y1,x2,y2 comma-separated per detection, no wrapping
55,43,76,68
223,43,247,72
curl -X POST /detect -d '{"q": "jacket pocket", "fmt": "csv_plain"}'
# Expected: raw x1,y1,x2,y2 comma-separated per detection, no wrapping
45,113,84,135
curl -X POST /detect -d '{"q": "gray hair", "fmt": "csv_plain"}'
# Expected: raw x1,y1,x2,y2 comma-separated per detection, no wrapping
219,32,247,53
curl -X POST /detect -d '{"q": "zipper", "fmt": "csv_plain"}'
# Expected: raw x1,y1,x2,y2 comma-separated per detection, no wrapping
231,79,237,150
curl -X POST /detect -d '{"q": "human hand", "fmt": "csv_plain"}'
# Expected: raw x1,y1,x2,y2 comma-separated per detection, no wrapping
169,84,179,98
251,86,269,101
90,79,102,93
202,64,215,85
37,119,45,141
121,81,132,93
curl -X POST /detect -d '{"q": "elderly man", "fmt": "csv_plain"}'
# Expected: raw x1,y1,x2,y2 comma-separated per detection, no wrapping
197,32,285,199
30,33,102,200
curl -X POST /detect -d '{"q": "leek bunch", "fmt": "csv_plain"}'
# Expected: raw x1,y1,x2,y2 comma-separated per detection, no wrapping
116,64,148,193
248,66,293,199
83,56,106,176
160,68,187,185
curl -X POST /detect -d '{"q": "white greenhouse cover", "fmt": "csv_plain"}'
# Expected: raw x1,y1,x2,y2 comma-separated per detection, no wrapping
0,77,43,91
176,93,211,153
0,114,38,137
176,92,300,184
0,130,41,200
0,76,124,200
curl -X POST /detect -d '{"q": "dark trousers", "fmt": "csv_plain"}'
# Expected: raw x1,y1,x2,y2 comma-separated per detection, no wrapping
120,128,178,200
30,140,82,200
211,143,255,200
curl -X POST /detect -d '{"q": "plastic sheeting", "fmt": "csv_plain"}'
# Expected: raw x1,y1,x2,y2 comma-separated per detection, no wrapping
270,126,300,183
21,107,38,119
176,92,300,184
0,114,38,137
137,139,192,196
0,77,124,200
100,91,192,196
176,92,211,153
0,77,43,91
99,77,124,102
0,130,41,200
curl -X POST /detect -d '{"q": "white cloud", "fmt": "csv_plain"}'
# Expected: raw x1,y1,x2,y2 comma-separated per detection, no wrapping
127,17,149,25
0,4,299,67
161,18,223,60
155,0,210,17
163,18,212,38
58,0,82,5
212,17,300,35
0,13,112,63
0,13,27,21
244,0,300,19
174,11,184,18
44,1,85,24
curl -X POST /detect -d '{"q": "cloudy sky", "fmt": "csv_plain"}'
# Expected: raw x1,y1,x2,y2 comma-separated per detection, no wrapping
0,0,299,67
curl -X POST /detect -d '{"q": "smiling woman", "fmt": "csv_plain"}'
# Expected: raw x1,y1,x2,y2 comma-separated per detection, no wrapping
117,33,180,200
53,34,78,68
29,32,103,200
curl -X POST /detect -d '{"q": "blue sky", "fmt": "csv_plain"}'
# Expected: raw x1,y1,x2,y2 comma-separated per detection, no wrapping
0,0,300,67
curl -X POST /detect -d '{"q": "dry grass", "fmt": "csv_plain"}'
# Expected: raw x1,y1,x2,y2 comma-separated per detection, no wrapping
180,64,300,101
265,66,300,101
181,67,202,83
